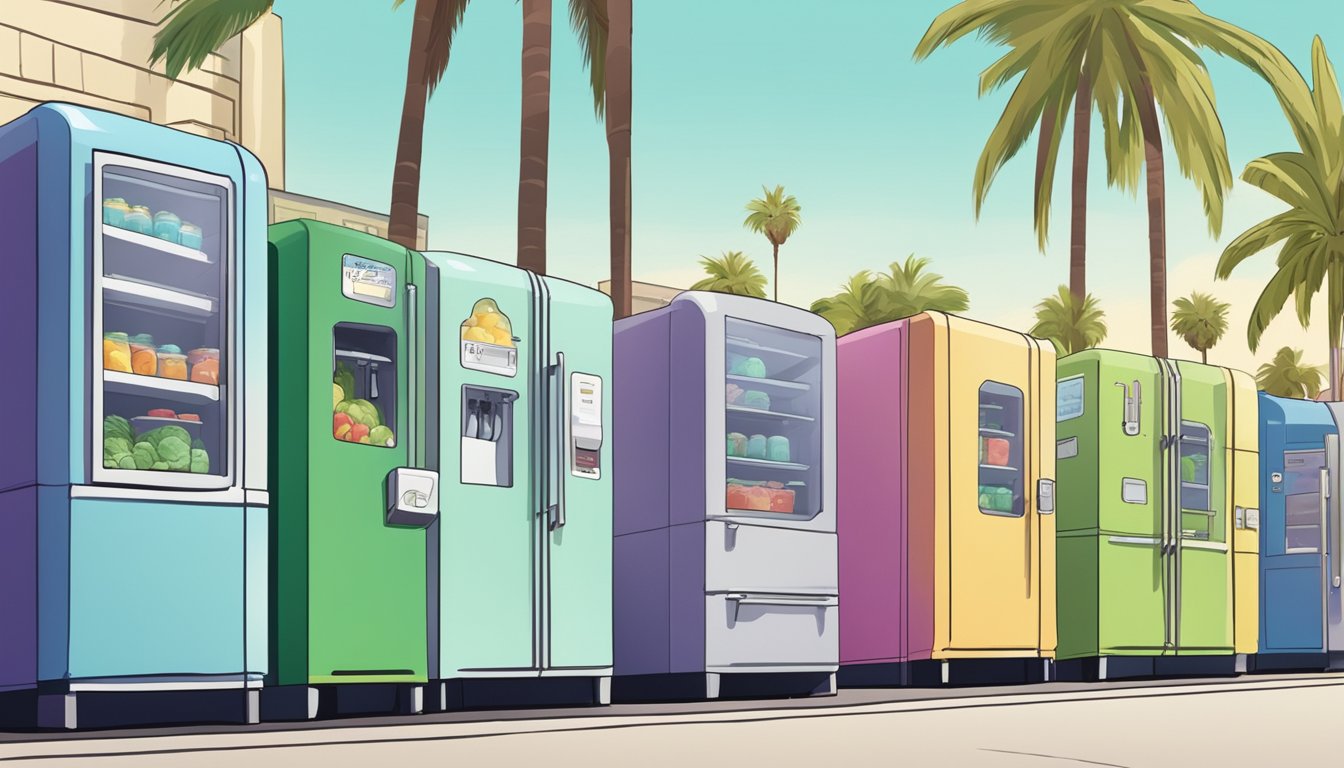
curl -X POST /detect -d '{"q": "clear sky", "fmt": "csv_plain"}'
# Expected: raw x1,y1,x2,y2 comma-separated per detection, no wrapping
271,0,1341,374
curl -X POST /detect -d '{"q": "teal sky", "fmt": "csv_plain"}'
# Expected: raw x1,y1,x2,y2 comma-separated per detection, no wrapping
271,0,1341,372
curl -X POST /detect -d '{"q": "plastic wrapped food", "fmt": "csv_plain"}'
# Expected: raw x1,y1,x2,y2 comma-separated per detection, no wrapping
767,487,795,513
725,383,745,404
741,390,771,410
726,432,748,457
732,356,767,378
461,299,514,347
190,358,219,385
984,438,1010,466
103,332,132,372
767,435,790,462
726,484,751,510
744,486,772,511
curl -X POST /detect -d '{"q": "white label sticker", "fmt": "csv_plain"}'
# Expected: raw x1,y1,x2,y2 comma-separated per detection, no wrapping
342,254,396,308
570,372,602,479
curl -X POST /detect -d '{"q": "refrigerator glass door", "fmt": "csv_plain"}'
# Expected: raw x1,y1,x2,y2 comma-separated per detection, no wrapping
93,153,232,489
723,317,822,520
1283,450,1327,553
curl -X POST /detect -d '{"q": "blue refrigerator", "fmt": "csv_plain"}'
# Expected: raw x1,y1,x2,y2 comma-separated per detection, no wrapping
1257,393,1344,670
0,104,268,728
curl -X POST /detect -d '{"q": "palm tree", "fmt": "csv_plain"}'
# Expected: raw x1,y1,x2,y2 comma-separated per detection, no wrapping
879,255,970,318
1169,292,1230,364
151,0,468,250
915,1,1312,358
810,272,888,337
1256,347,1327,399
1216,36,1344,398
690,252,768,299
1029,285,1107,357
517,0,551,274
744,186,802,302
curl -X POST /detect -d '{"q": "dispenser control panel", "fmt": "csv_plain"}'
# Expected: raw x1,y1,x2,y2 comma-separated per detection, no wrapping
342,254,397,308
570,372,603,479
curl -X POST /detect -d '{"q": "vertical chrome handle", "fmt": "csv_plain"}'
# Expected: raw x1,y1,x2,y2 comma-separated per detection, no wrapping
406,284,417,466
547,352,567,530
1329,434,1341,589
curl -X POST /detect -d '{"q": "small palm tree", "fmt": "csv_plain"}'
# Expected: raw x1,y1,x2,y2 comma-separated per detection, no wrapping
1257,347,1327,399
690,252,768,299
1030,285,1107,357
743,186,802,302
878,255,970,318
1170,292,1231,364
1217,36,1344,399
810,272,888,337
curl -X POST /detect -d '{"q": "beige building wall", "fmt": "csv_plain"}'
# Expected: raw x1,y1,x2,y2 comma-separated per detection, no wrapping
271,189,429,251
598,280,684,315
0,0,285,188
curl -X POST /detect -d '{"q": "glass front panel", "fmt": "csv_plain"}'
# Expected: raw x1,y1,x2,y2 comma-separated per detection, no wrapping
978,382,1025,517
1179,422,1211,512
724,317,822,518
99,160,229,481
1284,450,1325,553
332,324,398,448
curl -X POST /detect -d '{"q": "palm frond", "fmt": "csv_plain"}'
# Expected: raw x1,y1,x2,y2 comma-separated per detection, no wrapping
150,0,273,80
690,251,768,299
569,0,609,118
417,0,472,96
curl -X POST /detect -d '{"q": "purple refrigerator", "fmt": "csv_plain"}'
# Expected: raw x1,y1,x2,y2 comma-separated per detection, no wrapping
613,292,837,700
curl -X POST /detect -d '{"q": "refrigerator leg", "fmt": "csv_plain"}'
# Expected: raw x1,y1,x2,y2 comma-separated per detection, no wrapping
819,673,838,696
594,676,612,706
705,673,722,700
37,693,76,730
940,661,950,686
307,686,320,720
1098,657,1109,681
244,690,260,725
1044,659,1053,683
1234,654,1248,674
396,684,424,715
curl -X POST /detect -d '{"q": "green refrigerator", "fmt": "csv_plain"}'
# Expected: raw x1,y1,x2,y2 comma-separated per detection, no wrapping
424,251,613,709
1055,350,1257,680
266,221,439,719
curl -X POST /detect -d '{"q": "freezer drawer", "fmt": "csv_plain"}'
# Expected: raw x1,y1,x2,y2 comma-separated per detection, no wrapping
704,592,838,671
704,521,837,594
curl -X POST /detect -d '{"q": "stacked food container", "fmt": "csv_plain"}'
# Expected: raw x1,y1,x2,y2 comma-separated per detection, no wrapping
613,291,837,701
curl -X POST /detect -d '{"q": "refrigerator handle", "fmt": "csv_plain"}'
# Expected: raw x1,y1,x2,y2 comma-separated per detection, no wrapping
547,352,567,530
406,283,418,467
1330,434,1342,589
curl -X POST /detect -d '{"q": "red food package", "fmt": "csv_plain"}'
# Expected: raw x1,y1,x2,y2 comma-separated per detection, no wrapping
726,484,751,510
745,486,772,511
768,488,795,513
148,408,176,419
985,437,1010,466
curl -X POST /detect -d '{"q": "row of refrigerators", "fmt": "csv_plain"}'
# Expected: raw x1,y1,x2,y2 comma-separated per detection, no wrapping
1,104,1342,730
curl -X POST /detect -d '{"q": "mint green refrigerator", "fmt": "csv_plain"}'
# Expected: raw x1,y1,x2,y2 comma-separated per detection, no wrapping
423,252,613,708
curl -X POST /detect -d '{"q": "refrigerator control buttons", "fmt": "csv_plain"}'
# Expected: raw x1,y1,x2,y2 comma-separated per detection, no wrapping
1244,507,1260,530
570,372,603,480
386,467,438,527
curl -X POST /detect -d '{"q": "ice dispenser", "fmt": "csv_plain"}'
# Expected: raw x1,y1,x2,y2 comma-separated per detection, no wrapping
462,386,516,487
570,373,603,479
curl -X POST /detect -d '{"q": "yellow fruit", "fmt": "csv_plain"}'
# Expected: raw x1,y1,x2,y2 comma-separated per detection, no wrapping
465,327,493,343
464,316,478,327
491,329,513,346
474,312,500,330
334,383,345,409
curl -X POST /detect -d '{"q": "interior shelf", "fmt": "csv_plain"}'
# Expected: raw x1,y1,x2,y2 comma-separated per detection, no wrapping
104,369,219,403
726,404,815,423
727,455,810,472
104,225,212,264
104,276,215,316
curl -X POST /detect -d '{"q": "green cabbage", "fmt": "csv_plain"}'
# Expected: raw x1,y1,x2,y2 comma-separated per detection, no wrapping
132,442,156,470
342,399,381,428
104,415,133,444
190,449,210,474
103,436,133,467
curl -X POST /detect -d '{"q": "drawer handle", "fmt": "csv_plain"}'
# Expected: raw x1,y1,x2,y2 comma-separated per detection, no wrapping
724,593,838,607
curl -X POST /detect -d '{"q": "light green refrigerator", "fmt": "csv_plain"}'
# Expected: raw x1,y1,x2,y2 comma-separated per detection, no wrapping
1054,350,1258,680
266,220,438,720
424,251,613,709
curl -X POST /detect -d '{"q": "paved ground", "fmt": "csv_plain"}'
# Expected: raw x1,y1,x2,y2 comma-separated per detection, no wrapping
2,673,1339,765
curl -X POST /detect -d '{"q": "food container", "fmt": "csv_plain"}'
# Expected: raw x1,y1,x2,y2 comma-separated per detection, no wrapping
746,434,768,460
102,198,130,227
153,210,181,242
725,383,745,404
158,350,188,380
187,348,220,385
178,222,203,250
130,343,157,376
726,483,751,510
767,435,790,462
102,332,131,372
726,432,748,457
741,390,771,410
984,437,1010,466
767,487,796,513
124,205,153,235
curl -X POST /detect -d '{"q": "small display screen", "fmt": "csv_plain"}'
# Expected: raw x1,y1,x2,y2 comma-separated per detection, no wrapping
342,254,397,308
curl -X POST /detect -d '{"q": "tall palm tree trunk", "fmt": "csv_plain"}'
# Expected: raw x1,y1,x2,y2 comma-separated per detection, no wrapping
605,0,632,318
1070,70,1092,305
388,0,438,249
772,242,779,302
1135,75,1169,359
517,0,551,275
